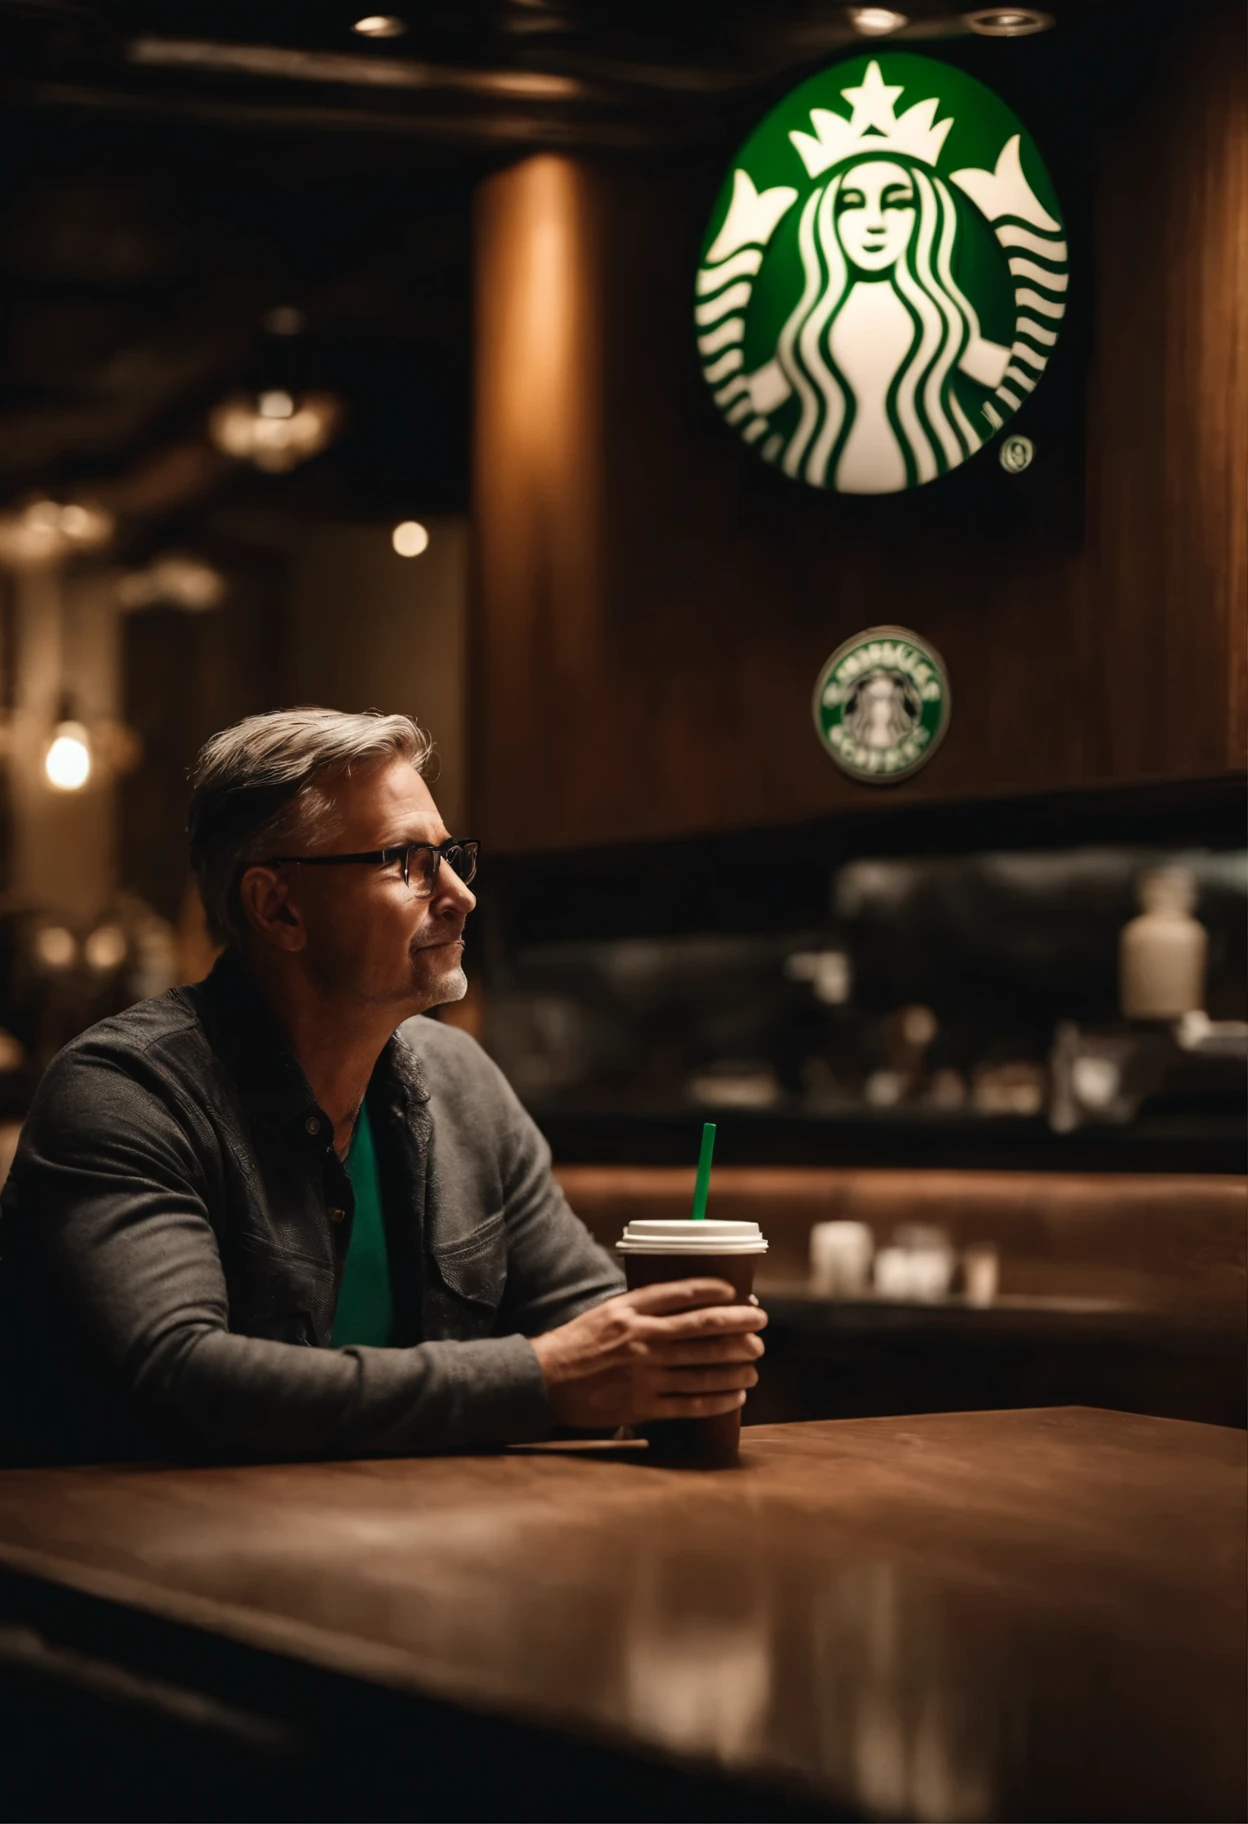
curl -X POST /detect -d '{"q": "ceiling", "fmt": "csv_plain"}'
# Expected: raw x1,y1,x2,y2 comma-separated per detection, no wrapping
0,0,1208,544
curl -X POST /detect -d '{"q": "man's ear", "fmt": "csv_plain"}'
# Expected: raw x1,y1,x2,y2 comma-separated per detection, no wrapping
237,865,307,953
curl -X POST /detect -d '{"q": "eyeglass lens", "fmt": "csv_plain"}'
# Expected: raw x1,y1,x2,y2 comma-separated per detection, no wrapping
407,842,478,895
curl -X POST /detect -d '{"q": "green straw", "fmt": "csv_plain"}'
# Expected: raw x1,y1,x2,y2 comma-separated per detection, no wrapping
690,1121,716,1222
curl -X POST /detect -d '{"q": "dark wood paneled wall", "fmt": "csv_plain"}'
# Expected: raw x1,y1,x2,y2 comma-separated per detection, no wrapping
1088,1,1248,782
472,8,1247,854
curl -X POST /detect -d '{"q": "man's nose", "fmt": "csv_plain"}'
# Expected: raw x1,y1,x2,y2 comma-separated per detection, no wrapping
433,869,476,916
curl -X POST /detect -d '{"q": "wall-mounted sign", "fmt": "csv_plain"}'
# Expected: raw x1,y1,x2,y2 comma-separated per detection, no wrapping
813,627,950,781
696,54,1067,494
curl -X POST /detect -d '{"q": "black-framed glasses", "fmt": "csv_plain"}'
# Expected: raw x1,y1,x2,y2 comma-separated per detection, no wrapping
266,838,479,899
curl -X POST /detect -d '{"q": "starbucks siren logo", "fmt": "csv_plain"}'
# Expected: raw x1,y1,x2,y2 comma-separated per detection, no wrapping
696,54,1067,493
813,627,950,781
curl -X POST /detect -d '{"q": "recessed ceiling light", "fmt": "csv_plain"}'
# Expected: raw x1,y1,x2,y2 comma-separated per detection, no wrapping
963,8,1054,35
352,14,407,38
392,520,429,558
847,6,908,33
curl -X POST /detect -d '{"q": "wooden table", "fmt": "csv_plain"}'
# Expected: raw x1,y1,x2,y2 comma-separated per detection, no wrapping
0,1408,1242,1821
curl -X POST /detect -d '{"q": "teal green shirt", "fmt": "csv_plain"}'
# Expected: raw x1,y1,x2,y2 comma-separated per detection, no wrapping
331,1103,394,1348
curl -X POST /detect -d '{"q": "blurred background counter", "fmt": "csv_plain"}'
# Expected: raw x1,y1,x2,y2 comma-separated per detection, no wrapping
556,1164,1246,1430
463,783,1246,1177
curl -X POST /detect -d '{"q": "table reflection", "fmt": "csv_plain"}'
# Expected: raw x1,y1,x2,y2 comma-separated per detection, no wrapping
621,1550,772,1764
611,1512,1006,1817
807,1561,1002,1822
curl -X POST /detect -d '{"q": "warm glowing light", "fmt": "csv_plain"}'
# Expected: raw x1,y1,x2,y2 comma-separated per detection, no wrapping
392,520,430,557
209,391,341,473
963,7,1053,34
34,926,76,971
0,497,114,566
44,722,91,791
118,553,226,612
352,14,406,35
847,7,908,34
84,924,127,973
900,1004,938,1047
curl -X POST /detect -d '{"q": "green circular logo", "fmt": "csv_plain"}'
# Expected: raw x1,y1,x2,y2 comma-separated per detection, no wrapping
813,626,951,781
696,53,1067,494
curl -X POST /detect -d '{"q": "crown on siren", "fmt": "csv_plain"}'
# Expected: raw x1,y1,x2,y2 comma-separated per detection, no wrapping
789,60,954,178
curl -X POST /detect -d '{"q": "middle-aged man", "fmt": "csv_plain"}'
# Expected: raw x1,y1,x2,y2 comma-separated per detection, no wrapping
0,708,765,1466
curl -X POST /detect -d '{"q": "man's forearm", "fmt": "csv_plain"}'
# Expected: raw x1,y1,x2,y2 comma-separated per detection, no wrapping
132,1325,553,1461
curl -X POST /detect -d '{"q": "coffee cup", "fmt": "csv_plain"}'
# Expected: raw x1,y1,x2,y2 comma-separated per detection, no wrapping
809,1219,874,1298
617,1218,768,1468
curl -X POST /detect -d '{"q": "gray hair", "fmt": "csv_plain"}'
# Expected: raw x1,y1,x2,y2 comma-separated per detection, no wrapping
187,707,433,945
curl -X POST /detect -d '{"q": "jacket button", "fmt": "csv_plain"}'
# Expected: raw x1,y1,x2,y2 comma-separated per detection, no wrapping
329,1208,346,1223
305,1116,321,1136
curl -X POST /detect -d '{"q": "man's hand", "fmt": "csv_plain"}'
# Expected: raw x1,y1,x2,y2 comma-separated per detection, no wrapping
529,1279,767,1430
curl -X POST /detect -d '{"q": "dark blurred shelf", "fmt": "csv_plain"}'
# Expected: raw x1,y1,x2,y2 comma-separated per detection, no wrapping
761,1287,1131,1314
745,1291,1247,1429
532,1105,1246,1173
756,1292,1166,1342
485,773,1247,945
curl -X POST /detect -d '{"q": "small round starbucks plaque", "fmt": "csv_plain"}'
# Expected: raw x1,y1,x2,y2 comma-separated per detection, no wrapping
813,626,950,783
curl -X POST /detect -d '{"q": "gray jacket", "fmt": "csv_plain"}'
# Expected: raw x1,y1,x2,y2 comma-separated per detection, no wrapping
0,950,623,1466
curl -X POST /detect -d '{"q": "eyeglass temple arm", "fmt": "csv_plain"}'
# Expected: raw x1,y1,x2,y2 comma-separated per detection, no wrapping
269,841,477,866
267,850,390,866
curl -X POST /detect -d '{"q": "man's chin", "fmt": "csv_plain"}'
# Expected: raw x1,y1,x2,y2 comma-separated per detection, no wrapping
411,958,468,1009
434,964,469,1005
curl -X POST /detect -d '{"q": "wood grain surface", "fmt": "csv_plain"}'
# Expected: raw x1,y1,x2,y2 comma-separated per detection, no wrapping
0,1408,1241,1820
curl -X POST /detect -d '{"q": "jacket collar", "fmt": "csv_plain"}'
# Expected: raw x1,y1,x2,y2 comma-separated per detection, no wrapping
188,949,430,1138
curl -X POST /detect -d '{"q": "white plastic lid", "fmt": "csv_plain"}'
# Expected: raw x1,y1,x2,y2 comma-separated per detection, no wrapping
616,1219,767,1255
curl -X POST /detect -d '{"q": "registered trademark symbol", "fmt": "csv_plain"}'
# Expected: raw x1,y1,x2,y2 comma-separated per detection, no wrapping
999,434,1035,474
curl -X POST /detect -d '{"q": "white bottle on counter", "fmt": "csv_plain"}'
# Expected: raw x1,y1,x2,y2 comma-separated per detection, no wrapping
1119,868,1207,1020
809,1221,874,1298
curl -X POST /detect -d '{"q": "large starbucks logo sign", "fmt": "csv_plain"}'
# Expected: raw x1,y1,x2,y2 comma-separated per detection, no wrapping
696,54,1067,494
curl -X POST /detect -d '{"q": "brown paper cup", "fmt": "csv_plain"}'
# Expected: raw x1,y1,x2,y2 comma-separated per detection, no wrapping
618,1220,766,1470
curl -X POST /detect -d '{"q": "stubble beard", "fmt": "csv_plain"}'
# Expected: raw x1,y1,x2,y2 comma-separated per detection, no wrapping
311,940,466,1017
409,938,468,1010
433,963,469,1005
